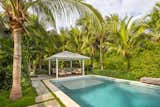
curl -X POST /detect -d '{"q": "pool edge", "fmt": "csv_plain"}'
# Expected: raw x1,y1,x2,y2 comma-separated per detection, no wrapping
91,75,160,89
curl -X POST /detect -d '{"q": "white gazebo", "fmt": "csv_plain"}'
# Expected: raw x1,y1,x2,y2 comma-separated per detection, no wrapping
47,51,90,79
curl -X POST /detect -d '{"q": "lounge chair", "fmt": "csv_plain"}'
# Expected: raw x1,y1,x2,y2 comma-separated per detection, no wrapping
66,72,72,75
72,68,82,75
140,77,160,85
52,68,56,74
59,69,67,77
65,68,72,75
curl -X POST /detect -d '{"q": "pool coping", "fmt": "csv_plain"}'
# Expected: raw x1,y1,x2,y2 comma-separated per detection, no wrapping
43,75,160,107
43,77,81,107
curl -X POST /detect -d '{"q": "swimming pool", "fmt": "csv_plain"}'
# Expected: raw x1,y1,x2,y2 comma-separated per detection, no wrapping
49,75,160,107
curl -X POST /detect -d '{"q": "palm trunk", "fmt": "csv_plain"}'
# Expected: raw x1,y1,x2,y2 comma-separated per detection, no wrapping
124,51,130,72
91,56,94,70
126,57,130,71
39,56,42,71
99,36,103,70
28,59,31,74
10,29,22,100
91,46,95,70
27,40,31,74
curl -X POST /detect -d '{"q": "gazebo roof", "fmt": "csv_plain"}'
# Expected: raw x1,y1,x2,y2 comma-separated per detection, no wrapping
47,51,90,60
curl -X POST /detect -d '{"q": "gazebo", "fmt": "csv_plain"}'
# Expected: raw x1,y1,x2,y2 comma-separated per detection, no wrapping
47,51,90,79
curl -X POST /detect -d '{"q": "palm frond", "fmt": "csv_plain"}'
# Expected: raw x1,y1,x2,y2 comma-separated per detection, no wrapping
9,0,17,15
31,0,103,32
79,1,104,26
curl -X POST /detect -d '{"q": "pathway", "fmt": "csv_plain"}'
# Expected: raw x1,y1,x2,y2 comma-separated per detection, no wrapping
28,75,61,107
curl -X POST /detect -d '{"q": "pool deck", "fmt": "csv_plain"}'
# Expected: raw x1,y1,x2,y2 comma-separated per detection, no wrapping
43,75,160,107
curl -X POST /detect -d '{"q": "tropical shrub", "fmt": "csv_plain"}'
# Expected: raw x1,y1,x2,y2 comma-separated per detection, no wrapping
91,41,160,80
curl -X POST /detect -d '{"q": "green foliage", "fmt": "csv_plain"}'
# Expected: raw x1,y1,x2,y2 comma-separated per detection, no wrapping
90,41,160,80
0,29,13,89
145,2,160,41
90,69,136,80
103,55,126,71
0,86,36,107
104,16,146,70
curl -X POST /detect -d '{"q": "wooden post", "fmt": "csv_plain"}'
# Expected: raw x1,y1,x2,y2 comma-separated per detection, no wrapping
56,58,58,79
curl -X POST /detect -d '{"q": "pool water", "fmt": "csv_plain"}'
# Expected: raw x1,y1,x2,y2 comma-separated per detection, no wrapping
51,77,160,107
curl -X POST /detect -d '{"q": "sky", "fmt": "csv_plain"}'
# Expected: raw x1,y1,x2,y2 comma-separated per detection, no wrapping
0,0,160,30
52,0,160,31
85,0,160,18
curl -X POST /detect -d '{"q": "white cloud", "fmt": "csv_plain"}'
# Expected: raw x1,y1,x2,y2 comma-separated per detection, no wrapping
85,0,160,18
0,0,159,30
0,4,4,12
54,0,160,31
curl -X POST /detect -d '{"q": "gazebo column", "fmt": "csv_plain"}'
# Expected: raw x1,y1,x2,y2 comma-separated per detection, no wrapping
70,60,72,70
56,58,59,79
48,59,51,75
82,59,85,75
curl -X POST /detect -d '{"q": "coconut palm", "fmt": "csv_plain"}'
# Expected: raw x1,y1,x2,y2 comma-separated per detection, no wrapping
77,14,118,70
98,15,114,70
105,17,146,70
76,15,98,69
77,14,105,70
1,0,103,100
64,27,84,52
23,16,51,74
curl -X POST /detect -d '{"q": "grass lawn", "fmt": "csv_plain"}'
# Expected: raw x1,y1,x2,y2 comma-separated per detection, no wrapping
0,86,37,107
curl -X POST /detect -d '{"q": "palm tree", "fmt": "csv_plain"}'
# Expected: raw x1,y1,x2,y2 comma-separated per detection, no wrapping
1,0,29,100
98,16,112,70
23,16,52,74
1,0,103,100
145,3,160,42
76,15,98,69
105,17,146,70
64,27,83,52
76,11,105,70
77,13,105,70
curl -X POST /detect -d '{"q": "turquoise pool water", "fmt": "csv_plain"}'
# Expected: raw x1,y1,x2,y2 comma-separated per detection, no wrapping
51,77,160,107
